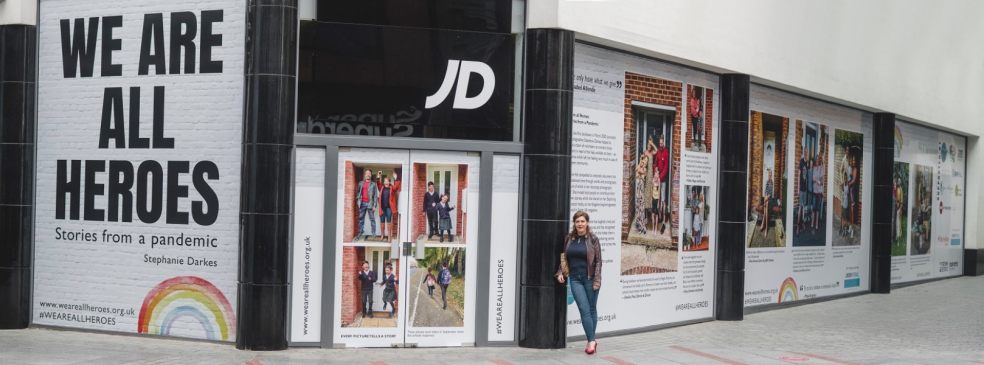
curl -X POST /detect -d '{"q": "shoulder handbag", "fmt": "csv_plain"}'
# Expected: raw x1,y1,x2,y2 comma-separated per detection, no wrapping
559,252,569,277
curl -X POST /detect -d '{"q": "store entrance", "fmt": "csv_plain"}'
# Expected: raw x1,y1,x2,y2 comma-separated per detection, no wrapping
332,148,479,348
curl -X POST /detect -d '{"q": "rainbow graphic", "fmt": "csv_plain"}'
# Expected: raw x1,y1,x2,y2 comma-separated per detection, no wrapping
137,276,236,341
778,277,799,303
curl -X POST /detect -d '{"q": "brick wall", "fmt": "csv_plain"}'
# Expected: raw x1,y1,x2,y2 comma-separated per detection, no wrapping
344,162,356,241
412,163,428,239
749,112,761,215
457,165,467,240
622,72,682,239
340,246,365,325
704,88,714,150
793,121,803,209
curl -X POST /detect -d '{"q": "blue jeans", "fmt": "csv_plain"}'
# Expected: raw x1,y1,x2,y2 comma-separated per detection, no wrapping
569,273,599,341
358,202,376,236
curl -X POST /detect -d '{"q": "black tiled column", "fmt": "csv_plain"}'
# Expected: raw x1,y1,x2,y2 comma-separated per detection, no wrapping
715,74,749,321
870,113,895,292
237,0,297,350
518,29,573,349
965,249,984,276
0,24,36,330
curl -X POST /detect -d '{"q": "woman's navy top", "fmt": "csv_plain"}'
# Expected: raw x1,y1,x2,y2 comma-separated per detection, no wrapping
567,235,589,277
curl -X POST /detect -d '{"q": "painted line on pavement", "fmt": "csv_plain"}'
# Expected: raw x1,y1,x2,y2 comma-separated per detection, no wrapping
787,352,861,365
603,355,636,365
669,345,747,365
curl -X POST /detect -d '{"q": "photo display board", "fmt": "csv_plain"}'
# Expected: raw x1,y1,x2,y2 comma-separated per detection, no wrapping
890,121,966,283
488,155,519,342
568,43,719,336
290,148,327,343
33,0,245,341
744,86,872,307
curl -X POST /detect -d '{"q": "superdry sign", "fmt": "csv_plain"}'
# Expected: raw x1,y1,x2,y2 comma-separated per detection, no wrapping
296,21,516,141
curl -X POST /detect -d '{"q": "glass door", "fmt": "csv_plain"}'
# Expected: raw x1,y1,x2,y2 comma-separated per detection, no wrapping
332,148,479,348
403,150,479,347
332,148,410,348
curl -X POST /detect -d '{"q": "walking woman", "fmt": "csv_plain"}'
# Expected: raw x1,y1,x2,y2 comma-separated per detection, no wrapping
555,211,603,355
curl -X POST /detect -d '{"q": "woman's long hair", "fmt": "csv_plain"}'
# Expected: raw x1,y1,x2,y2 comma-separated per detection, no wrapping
568,210,593,241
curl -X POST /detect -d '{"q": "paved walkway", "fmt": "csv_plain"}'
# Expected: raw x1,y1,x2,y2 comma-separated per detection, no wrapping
1,276,982,365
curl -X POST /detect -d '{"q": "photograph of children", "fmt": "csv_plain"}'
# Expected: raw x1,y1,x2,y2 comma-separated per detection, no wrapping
832,130,864,246
891,162,910,256
792,120,829,247
341,252,400,328
746,111,789,248
620,72,682,275
343,163,403,243
910,165,933,255
411,163,469,244
407,248,466,327
682,185,711,251
685,85,714,153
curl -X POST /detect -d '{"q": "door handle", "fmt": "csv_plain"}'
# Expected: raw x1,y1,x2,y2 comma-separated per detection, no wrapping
402,241,413,257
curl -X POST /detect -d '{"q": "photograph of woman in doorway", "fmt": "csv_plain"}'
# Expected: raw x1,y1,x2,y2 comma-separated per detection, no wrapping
832,130,864,246
746,111,789,248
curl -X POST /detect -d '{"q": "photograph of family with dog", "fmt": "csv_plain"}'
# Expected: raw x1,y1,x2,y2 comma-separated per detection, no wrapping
621,72,684,275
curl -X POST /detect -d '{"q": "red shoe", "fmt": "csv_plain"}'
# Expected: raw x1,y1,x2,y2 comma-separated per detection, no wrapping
586,341,597,355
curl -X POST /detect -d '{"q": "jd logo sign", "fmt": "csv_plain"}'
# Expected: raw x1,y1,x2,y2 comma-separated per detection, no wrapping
425,60,496,110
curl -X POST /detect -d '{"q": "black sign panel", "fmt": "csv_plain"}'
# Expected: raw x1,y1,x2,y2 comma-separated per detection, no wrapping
316,0,512,34
297,21,516,141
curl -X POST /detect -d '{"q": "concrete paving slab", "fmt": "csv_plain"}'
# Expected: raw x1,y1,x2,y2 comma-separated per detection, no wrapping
0,276,981,365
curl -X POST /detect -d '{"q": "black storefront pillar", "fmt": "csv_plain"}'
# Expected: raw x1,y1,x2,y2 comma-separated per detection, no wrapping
518,28,573,349
965,248,984,276
715,74,750,321
237,0,297,350
870,113,895,293
0,24,36,330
